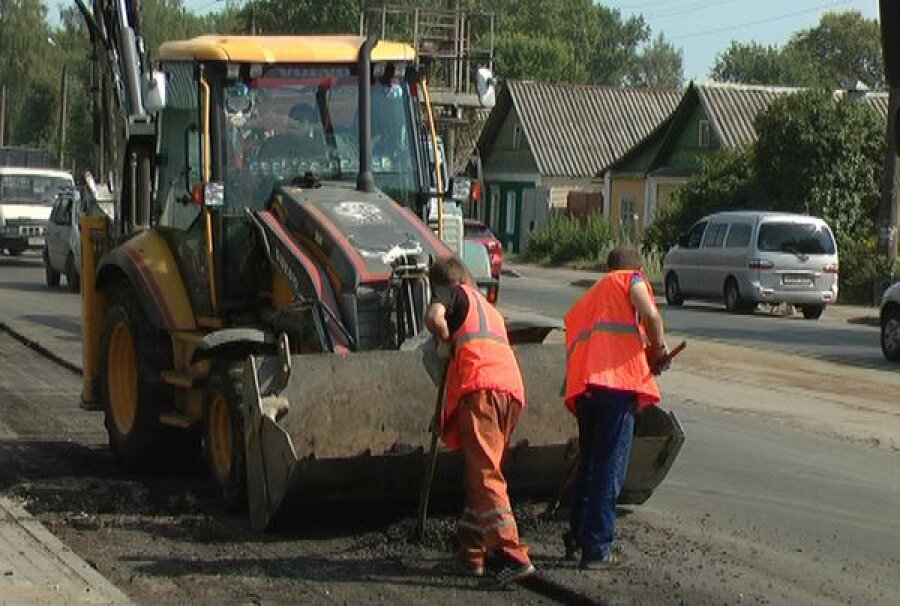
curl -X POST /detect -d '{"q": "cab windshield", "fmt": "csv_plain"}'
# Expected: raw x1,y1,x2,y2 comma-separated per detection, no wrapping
223,65,420,209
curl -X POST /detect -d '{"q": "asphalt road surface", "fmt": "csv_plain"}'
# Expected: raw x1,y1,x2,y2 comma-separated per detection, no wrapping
1,251,899,604
500,264,886,369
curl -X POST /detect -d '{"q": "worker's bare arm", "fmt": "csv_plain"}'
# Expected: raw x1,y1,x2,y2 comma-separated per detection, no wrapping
425,302,451,341
630,280,666,352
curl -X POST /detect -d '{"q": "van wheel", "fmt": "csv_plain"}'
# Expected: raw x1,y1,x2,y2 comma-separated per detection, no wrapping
100,285,200,470
724,279,756,314
204,364,247,511
665,272,684,306
801,305,824,320
65,253,80,293
882,306,900,362
43,248,60,287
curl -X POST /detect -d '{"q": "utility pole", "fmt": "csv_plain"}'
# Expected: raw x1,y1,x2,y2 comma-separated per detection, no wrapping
57,66,69,169
879,0,900,265
0,84,6,147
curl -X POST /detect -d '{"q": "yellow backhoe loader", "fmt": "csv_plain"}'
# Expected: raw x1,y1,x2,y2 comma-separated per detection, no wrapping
75,0,684,530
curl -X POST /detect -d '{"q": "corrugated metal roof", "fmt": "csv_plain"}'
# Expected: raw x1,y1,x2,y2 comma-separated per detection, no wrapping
694,83,798,148
862,92,889,119
505,80,681,178
695,83,891,148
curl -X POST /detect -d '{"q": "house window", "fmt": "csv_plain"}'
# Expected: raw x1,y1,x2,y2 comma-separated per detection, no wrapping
490,188,501,230
505,190,517,235
699,119,711,148
620,193,637,240
512,123,524,149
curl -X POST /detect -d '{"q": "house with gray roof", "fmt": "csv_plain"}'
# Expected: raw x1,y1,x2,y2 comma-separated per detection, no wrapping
605,81,889,236
472,80,681,251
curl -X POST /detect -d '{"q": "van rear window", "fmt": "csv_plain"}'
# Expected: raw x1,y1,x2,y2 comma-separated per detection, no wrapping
757,222,835,255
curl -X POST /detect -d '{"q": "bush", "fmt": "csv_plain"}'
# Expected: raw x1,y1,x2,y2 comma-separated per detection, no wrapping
837,238,895,305
524,213,616,266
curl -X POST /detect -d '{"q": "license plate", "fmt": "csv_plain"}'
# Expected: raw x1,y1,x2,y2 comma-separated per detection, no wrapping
28,237,44,246
782,273,812,285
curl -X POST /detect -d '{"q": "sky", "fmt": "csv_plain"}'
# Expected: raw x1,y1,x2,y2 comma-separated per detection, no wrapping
177,0,880,81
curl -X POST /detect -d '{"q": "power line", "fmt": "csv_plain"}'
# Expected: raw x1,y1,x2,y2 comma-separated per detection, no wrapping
647,0,743,21
670,0,857,40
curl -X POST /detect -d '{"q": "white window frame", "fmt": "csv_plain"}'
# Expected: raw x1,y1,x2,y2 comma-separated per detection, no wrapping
490,188,501,231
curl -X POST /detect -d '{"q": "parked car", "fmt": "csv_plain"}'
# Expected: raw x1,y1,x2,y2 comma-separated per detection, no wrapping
0,166,74,256
663,211,839,319
43,187,114,292
463,219,502,303
881,282,900,362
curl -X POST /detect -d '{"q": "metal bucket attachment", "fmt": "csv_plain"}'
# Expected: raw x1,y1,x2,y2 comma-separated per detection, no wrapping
243,343,684,530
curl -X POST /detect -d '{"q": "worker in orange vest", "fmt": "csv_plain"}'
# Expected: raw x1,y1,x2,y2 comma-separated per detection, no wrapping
425,256,535,589
563,246,669,568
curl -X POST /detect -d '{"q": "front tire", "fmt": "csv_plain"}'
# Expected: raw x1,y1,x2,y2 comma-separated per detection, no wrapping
665,272,684,306
100,285,199,470
204,364,247,511
800,305,824,320
43,248,60,287
65,253,80,293
882,306,900,362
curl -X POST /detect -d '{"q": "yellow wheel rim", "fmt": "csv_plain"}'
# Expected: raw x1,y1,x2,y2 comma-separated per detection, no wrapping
209,394,232,479
108,321,138,436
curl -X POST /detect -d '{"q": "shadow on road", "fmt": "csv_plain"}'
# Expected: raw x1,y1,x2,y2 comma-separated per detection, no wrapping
22,314,82,335
0,280,74,295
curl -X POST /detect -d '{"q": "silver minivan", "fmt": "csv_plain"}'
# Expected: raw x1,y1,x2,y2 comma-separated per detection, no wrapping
663,211,839,319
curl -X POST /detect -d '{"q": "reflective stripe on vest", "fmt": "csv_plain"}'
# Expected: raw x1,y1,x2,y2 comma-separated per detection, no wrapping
566,320,641,358
452,291,508,349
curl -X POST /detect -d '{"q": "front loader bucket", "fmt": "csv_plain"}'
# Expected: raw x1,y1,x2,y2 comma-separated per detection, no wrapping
243,343,685,530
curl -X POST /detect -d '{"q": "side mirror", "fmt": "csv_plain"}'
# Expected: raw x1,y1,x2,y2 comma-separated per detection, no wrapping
476,67,496,108
144,71,167,114
677,233,688,247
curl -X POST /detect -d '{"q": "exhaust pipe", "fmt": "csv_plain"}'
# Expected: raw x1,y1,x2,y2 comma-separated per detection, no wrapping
357,32,378,193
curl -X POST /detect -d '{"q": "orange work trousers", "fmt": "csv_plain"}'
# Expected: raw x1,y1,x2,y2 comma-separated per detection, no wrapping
455,390,530,568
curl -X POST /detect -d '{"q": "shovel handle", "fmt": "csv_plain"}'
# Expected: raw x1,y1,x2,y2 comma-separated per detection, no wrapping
416,365,448,541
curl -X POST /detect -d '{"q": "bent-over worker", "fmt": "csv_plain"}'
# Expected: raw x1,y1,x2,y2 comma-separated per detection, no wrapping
564,246,669,569
425,256,535,589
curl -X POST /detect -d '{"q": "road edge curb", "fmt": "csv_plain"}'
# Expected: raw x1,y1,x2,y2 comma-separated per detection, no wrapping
1,497,133,605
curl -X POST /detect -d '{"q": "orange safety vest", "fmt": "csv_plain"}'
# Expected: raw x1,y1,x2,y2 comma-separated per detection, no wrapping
564,270,661,414
441,284,525,450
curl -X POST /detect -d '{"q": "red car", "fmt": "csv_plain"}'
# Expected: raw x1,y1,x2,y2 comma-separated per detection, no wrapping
464,218,502,284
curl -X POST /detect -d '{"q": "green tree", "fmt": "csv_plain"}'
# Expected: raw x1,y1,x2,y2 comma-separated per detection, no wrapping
495,33,583,83
247,0,360,35
754,89,884,242
627,33,683,88
784,10,884,89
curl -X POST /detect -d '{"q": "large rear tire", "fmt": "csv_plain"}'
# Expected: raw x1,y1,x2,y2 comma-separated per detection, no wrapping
203,364,247,511
100,285,199,470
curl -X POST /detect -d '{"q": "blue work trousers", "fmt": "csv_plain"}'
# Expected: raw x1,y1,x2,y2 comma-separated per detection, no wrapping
570,389,636,561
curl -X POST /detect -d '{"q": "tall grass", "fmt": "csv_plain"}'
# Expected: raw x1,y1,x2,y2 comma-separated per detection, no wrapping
523,214,662,277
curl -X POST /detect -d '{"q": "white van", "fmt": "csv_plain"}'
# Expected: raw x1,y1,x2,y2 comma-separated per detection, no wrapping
663,211,839,319
0,167,75,255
